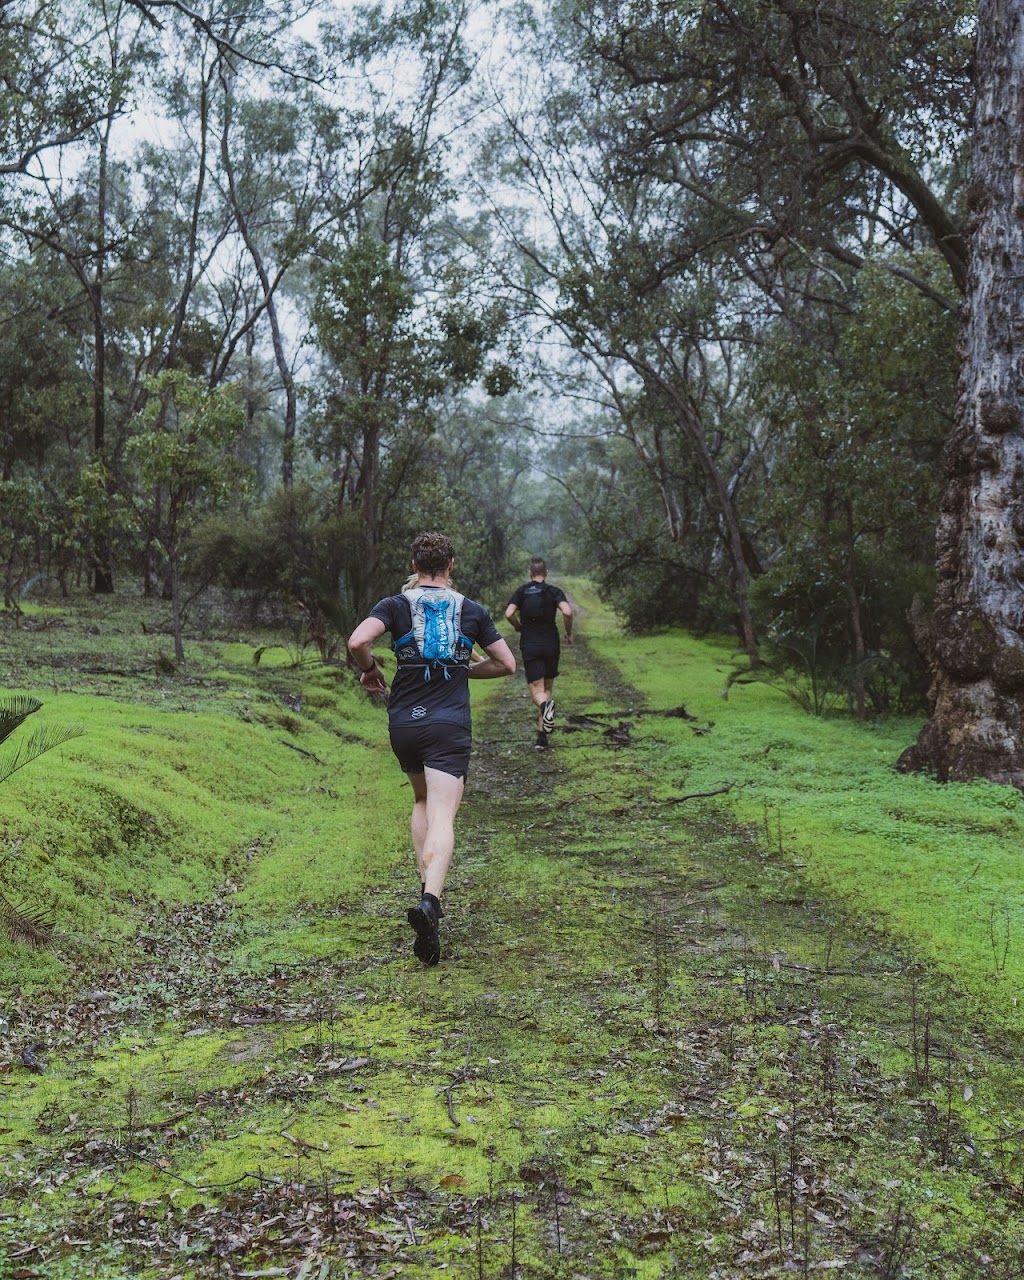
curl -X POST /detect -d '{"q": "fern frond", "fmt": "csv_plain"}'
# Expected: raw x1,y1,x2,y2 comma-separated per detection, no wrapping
0,890,54,948
0,696,42,748
0,723,86,786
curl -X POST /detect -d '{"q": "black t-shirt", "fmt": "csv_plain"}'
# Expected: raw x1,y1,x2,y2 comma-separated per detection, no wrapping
508,580,567,651
369,590,501,729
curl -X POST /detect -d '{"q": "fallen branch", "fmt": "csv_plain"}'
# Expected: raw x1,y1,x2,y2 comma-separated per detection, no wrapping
778,962,882,978
662,785,736,803
439,1040,472,1127
277,740,326,765
567,705,698,722
281,1129,328,1154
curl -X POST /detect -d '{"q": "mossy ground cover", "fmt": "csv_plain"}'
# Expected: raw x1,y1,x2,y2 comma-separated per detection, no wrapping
561,578,1024,1034
1,589,1024,1276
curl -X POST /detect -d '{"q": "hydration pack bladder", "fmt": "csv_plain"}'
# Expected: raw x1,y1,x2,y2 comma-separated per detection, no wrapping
393,588,474,680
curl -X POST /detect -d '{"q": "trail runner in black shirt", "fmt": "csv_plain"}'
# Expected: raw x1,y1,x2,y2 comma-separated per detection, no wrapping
504,557,574,749
348,532,516,964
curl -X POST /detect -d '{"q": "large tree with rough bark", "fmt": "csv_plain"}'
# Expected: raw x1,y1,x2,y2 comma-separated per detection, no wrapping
897,0,1024,785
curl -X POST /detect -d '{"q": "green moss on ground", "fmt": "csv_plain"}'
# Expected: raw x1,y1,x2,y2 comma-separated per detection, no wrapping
566,577,1024,1032
2,589,1024,1277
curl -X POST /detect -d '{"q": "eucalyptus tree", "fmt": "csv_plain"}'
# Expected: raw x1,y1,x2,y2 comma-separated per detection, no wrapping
0,0,114,185
0,253,94,598
482,19,767,662
575,0,972,309
2,0,160,591
541,413,723,631
1,0,338,593
309,230,512,610
390,395,534,597
218,88,307,485
0,255,91,484
897,0,1024,785
127,370,247,661
306,0,515,611
750,263,955,715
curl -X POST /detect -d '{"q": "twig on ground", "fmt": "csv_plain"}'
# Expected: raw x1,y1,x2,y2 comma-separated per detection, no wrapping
439,1040,472,1127
662,785,736,803
277,740,326,765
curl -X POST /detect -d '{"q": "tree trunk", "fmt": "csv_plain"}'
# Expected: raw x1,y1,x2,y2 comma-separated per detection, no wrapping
91,113,114,595
669,398,760,668
169,546,185,664
219,70,298,487
897,0,1024,785
844,501,867,722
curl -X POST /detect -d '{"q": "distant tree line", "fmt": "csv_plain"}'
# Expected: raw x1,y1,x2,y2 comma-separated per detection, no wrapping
474,0,970,724
0,0,528,659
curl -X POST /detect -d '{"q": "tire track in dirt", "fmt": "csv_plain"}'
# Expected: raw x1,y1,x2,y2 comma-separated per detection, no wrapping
445,628,1024,1277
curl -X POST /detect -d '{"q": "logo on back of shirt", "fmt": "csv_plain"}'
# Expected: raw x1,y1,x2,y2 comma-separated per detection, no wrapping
411,705,427,719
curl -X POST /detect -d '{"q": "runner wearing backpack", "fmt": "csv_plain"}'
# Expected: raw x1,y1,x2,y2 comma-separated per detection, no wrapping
504,558,574,749
348,532,516,965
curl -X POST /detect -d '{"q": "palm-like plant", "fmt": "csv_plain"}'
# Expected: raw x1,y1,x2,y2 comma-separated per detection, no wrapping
0,695,85,946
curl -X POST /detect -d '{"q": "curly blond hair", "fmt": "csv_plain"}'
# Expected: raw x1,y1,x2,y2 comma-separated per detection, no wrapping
411,532,455,576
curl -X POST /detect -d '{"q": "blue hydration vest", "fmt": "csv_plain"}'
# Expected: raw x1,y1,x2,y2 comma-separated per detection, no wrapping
393,588,475,681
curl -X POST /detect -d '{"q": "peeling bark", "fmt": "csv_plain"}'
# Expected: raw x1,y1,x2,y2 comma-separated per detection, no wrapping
898,0,1024,786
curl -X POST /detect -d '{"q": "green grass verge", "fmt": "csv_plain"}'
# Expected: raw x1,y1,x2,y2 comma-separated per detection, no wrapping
563,576,1024,1033
3,587,1024,1278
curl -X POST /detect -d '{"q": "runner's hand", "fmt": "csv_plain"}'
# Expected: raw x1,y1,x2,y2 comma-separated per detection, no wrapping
565,634,574,646
360,667,387,695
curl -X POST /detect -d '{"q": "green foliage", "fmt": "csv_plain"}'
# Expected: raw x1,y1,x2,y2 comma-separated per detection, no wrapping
128,371,248,509
188,483,366,649
64,459,136,571
576,0,972,286
0,257,91,476
0,1,120,179
0,694,41,747
309,238,512,454
0,693,84,947
725,627,865,716
127,371,250,656
746,263,954,709
0,717,85,788
0,476,44,607
380,402,530,603
539,430,729,634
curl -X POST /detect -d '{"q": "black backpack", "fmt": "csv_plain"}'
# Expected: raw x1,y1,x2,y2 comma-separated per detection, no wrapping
521,582,555,623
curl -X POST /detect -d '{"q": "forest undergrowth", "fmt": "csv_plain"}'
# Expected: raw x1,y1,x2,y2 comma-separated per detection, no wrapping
1,591,1024,1277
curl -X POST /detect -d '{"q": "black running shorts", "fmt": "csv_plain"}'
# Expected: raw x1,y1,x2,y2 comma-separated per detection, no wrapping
523,651,559,683
389,722,472,778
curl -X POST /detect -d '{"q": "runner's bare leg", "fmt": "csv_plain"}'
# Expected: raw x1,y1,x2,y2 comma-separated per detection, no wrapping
528,677,555,731
410,772,429,883
415,767,465,898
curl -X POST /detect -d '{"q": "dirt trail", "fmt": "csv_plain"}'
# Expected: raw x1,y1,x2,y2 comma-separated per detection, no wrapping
442,630,1024,1276
3,631,1024,1277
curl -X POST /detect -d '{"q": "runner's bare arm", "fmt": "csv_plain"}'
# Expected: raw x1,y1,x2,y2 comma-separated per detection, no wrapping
558,600,574,644
504,603,521,632
468,637,517,679
348,617,388,693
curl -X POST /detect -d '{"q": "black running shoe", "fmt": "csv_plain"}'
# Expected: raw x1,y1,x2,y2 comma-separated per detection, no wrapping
419,885,443,917
407,895,441,965
541,699,556,733
535,731,549,750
